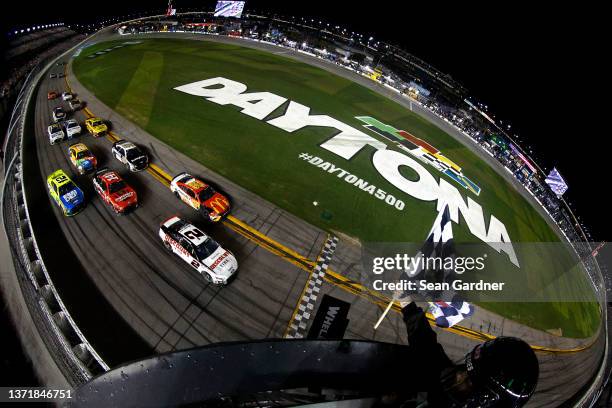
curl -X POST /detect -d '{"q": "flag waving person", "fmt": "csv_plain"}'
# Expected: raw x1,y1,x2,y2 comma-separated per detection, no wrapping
374,206,539,407
374,204,475,330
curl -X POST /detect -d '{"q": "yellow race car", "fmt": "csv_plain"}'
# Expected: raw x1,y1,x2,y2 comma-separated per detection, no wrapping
46,169,86,216
68,143,98,174
85,117,108,137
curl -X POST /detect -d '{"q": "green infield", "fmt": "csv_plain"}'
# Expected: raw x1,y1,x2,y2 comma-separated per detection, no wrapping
73,38,600,338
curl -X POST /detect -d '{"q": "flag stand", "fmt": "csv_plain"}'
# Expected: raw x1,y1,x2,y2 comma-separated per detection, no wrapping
374,300,395,330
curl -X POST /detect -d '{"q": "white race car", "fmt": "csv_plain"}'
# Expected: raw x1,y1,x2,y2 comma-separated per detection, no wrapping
63,119,82,138
52,107,66,122
48,123,65,145
68,98,82,111
111,140,148,171
61,92,73,101
159,216,238,285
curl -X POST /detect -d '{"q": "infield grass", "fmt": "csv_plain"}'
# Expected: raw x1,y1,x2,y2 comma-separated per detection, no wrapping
73,38,600,338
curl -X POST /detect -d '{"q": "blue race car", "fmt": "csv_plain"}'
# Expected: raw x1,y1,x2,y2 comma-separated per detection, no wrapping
46,169,86,216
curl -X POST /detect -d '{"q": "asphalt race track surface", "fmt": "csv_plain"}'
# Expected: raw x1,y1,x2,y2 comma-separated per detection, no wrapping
21,29,605,407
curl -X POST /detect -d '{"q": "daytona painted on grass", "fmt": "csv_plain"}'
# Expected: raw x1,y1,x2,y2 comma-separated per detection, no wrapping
73,38,599,337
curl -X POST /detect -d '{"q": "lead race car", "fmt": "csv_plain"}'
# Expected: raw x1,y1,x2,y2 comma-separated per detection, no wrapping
170,173,231,222
159,216,238,285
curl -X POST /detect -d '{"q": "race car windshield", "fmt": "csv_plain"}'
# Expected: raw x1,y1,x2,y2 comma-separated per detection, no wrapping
109,180,127,193
199,187,216,201
194,239,220,261
126,149,143,160
67,122,78,128
92,120,102,127
58,183,75,196
76,151,89,159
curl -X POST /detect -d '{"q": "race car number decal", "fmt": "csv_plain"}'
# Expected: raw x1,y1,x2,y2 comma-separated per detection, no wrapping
183,228,205,241
54,175,68,184
102,173,120,182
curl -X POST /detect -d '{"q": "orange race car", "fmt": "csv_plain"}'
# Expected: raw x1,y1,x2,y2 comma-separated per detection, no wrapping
47,91,59,100
170,172,231,222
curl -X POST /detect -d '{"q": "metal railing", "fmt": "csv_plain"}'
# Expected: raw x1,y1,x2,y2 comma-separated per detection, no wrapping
1,41,109,387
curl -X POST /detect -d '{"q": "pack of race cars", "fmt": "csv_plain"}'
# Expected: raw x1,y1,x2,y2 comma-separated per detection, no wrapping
45,70,237,285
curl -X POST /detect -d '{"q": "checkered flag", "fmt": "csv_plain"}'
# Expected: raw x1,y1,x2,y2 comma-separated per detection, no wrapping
375,205,475,330
405,204,455,282
403,204,474,328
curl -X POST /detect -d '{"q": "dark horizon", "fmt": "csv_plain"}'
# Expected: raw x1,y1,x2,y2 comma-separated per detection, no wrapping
2,1,607,239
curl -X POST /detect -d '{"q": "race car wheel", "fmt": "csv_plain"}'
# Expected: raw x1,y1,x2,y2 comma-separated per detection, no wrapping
163,240,172,251
174,191,181,200
204,273,213,283
199,207,213,222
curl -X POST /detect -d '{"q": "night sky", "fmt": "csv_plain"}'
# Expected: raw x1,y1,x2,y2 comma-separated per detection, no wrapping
2,1,607,239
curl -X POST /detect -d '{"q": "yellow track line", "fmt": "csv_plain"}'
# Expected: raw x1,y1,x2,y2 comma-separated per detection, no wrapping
62,62,595,354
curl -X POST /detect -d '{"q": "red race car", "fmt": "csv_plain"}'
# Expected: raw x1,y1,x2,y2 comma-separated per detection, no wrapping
47,91,59,100
92,168,138,214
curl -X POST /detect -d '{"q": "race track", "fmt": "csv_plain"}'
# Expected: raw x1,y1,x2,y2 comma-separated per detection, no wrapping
22,28,605,407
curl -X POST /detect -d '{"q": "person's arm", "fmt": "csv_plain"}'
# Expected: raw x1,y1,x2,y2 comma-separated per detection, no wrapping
401,301,453,367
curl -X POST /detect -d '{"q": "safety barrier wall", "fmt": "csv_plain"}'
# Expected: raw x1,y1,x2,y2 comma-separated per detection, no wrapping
1,42,109,387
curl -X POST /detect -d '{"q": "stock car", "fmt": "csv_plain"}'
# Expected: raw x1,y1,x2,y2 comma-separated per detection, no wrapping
52,107,66,122
63,119,82,138
85,117,108,137
68,99,82,111
68,143,97,174
47,91,58,100
62,92,73,101
159,216,238,285
111,140,148,171
46,169,85,216
92,168,138,214
47,123,65,145
170,173,231,222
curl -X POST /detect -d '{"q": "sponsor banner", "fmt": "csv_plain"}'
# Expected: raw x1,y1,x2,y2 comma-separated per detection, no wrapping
307,295,351,339
509,143,537,173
